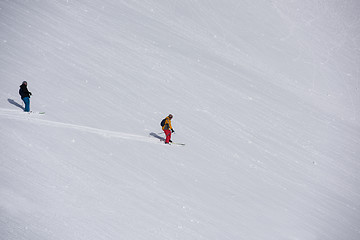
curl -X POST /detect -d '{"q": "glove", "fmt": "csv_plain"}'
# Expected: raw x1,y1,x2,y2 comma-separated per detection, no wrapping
171,129,175,133
29,92,32,96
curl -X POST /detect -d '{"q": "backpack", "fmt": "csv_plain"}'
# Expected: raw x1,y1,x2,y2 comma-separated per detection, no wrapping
160,118,166,127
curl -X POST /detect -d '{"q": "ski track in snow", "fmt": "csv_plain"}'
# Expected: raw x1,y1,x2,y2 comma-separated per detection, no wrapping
0,108,160,145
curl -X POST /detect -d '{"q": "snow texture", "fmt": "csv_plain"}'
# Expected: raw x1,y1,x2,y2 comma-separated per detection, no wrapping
1,0,360,239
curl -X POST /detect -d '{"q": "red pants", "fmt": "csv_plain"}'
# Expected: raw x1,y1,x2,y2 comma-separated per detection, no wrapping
163,129,172,143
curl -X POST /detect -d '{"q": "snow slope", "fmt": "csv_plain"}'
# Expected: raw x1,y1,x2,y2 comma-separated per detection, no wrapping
1,0,360,239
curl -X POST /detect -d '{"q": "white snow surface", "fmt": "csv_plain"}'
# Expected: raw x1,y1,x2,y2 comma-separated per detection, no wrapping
1,1,360,239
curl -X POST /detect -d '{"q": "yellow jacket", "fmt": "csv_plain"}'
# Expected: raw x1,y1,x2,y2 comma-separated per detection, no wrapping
162,116,173,130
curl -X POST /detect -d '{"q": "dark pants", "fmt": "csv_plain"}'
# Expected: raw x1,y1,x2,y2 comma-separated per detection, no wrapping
22,97,30,112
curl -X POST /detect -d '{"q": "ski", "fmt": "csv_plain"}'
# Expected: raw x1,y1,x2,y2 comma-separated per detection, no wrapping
28,111,45,114
170,142,185,146
149,132,184,146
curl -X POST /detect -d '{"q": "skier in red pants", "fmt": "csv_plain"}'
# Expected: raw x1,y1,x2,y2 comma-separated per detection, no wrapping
162,114,175,144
